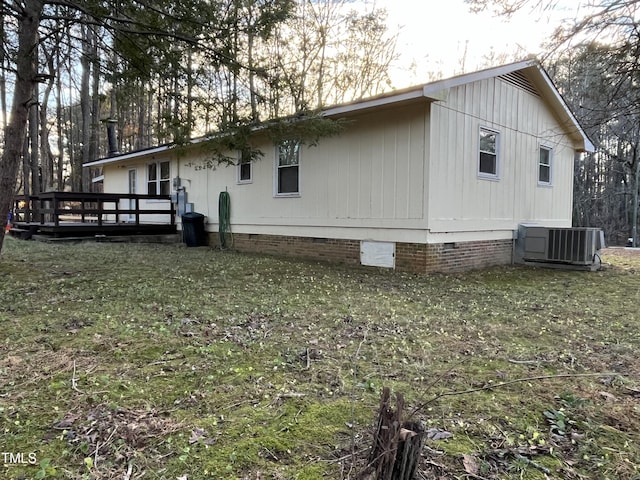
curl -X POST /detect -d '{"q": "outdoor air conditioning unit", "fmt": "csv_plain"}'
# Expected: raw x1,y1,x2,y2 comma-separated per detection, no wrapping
515,224,605,270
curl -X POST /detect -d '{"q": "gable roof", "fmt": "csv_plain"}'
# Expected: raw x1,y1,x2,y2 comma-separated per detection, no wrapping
84,59,593,168
323,59,594,153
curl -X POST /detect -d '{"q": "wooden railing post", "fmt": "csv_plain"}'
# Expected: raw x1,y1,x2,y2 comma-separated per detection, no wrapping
40,195,46,225
53,193,60,227
24,195,32,222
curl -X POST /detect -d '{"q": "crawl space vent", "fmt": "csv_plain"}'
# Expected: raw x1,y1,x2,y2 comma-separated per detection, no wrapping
360,241,395,268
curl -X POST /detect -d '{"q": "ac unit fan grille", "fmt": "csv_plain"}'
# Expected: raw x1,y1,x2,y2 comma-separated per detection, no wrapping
548,229,589,263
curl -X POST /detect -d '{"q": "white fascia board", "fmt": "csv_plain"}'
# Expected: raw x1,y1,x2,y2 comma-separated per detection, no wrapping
83,134,220,168
83,145,172,167
322,88,426,116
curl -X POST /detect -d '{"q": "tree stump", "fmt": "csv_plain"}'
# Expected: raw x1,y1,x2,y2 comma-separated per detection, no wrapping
364,387,424,480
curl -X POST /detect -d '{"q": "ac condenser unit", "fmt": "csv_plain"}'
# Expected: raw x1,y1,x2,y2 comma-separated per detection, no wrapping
515,224,605,270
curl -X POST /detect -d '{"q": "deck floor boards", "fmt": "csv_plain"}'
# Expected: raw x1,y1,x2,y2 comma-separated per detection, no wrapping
13,221,177,237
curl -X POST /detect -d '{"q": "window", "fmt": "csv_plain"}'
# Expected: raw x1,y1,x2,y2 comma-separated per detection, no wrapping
276,140,300,195
237,150,252,184
539,146,552,184
148,160,170,195
479,128,499,177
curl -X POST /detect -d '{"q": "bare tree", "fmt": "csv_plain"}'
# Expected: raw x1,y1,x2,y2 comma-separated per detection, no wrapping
262,1,398,113
0,13,7,131
331,9,398,103
0,0,44,253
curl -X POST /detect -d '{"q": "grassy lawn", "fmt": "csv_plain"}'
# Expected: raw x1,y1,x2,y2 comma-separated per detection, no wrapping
1,236,639,480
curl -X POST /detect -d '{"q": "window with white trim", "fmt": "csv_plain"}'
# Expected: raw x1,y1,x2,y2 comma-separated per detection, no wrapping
538,146,552,185
479,128,499,178
237,150,252,184
276,140,300,195
148,160,170,195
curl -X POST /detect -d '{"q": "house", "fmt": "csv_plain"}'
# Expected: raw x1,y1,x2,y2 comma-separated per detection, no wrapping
84,60,594,273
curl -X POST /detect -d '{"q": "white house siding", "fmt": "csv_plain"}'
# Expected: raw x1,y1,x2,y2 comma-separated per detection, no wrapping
102,152,174,224
427,75,576,239
179,102,429,243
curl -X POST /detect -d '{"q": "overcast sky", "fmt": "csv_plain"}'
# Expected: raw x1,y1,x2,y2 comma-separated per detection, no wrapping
373,0,585,87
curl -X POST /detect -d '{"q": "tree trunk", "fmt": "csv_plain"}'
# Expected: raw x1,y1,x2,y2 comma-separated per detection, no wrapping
39,76,54,192
76,21,92,192
29,81,40,196
0,0,44,254
363,387,424,480
633,155,639,247
248,27,258,121
55,27,65,191
40,49,57,192
0,12,7,131
22,135,30,199
87,28,101,191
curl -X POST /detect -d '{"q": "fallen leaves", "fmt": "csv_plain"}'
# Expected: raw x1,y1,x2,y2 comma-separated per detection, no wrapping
3,242,640,479
462,454,480,475
188,427,217,445
426,428,453,441
49,403,182,477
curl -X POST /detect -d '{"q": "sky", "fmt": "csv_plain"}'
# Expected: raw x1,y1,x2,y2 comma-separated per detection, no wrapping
371,0,586,87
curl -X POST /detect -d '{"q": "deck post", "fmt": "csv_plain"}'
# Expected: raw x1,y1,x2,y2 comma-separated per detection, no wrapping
24,196,32,222
54,193,60,227
40,196,46,225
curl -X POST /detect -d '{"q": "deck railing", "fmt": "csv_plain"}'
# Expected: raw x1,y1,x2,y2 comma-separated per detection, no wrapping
14,192,175,227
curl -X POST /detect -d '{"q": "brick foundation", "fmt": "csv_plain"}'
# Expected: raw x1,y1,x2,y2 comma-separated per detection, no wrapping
396,240,514,273
208,232,513,273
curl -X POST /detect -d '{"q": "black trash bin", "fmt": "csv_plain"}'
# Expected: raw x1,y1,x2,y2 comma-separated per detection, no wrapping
182,212,208,247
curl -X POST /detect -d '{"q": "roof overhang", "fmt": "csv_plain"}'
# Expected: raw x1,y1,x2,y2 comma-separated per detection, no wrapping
322,87,431,117
84,59,593,168
84,144,175,167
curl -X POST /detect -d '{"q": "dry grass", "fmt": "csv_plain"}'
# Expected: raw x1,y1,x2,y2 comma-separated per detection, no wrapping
1,238,639,480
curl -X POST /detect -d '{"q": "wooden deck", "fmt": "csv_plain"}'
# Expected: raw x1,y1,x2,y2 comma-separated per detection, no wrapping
11,192,177,239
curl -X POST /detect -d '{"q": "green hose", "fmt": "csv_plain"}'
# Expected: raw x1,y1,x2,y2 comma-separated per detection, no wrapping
218,191,232,249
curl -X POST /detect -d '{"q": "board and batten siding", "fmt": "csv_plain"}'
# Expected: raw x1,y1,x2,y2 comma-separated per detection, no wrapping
180,103,429,243
427,75,575,235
